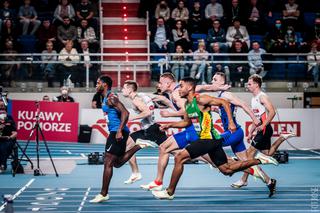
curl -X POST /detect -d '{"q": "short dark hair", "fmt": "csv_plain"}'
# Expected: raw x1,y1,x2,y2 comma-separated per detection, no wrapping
160,72,176,82
99,75,113,90
124,80,138,92
181,77,197,90
215,72,226,84
249,74,262,87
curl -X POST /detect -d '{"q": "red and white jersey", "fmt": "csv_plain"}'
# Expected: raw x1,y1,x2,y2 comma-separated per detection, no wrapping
251,91,267,122
132,93,155,130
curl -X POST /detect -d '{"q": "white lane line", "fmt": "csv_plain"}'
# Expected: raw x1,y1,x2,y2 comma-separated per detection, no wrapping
77,187,91,213
0,178,35,211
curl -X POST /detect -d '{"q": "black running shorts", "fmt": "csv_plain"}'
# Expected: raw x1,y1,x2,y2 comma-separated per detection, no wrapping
185,138,227,167
130,123,167,145
251,124,273,150
105,130,130,156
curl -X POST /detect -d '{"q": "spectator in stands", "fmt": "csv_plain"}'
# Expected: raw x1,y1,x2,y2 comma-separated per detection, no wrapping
171,0,189,25
224,0,245,27
57,16,77,51
226,18,250,49
18,0,41,35
57,40,80,87
0,108,17,173
306,17,320,49
188,1,204,34
265,19,286,53
284,25,298,53
149,17,174,53
36,18,57,51
42,95,50,101
282,0,300,30
0,0,16,34
190,41,210,84
55,86,75,102
41,41,57,87
1,19,18,49
229,40,249,85
0,40,19,87
172,20,191,53
53,0,75,26
171,45,187,82
246,0,266,35
75,0,95,26
77,19,98,52
248,41,267,78
154,0,170,22
211,42,230,83
207,19,227,53
204,0,224,24
78,40,99,87
307,42,320,88
92,84,104,108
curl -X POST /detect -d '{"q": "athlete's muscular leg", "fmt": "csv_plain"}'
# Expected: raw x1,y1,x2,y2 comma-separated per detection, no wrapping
166,150,191,195
125,137,140,173
218,158,261,176
268,136,286,156
155,136,180,182
100,153,118,196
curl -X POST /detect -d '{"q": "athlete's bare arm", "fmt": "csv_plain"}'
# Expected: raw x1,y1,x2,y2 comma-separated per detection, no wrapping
129,97,152,121
160,90,186,117
109,95,129,140
195,84,231,92
197,94,237,133
151,95,176,110
159,111,191,130
256,94,276,132
223,92,260,126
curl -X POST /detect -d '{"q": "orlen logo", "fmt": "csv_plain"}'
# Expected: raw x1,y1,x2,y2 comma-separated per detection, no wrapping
245,121,301,137
213,118,225,134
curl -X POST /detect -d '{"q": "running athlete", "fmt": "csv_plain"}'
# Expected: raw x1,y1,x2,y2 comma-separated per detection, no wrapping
141,73,228,191
121,80,167,184
231,74,295,197
152,77,278,200
90,76,152,203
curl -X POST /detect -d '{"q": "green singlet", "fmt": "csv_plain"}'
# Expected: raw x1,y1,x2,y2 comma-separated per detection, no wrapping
185,96,221,140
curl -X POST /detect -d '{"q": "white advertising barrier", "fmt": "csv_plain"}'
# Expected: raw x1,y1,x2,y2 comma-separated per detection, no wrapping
80,108,320,150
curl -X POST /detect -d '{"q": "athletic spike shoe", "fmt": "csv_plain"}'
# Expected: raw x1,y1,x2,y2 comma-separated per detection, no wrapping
89,194,109,203
136,139,158,148
250,166,267,183
255,151,279,166
280,131,296,140
124,173,142,184
152,190,174,200
231,180,248,188
267,179,277,197
140,181,163,191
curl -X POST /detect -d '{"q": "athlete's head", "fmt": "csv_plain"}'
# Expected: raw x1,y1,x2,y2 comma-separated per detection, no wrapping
247,74,262,92
179,77,196,98
211,72,226,87
158,72,176,93
96,75,112,95
122,80,138,97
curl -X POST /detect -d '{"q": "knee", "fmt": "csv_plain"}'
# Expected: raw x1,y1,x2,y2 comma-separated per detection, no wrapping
219,165,233,176
174,152,186,165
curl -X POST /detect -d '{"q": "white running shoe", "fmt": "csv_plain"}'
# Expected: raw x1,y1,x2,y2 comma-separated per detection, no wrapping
231,180,248,188
89,194,109,203
255,151,279,166
280,131,296,140
140,181,163,191
124,173,142,184
152,190,174,200
136,139,158,148
250,165,267,183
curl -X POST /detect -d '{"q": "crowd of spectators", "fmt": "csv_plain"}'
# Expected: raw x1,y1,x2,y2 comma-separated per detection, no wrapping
147,0,320,86
0,0,100,87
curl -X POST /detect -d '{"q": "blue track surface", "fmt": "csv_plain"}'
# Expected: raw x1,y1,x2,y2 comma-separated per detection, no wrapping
1,142,320,212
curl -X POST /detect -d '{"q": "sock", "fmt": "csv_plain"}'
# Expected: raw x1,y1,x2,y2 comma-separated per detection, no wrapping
267,179,272,185
154,180,162,185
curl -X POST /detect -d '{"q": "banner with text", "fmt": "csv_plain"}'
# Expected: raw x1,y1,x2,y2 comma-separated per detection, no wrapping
11,100,79,142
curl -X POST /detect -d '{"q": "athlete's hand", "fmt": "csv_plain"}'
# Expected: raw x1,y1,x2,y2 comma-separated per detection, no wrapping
159,123,171,131
116,130,123,141
160,110,170,117
253,118,261,127
228,121,237,133
256,123,265,132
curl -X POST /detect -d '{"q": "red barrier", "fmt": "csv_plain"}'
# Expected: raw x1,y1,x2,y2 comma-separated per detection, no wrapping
11,100,79,142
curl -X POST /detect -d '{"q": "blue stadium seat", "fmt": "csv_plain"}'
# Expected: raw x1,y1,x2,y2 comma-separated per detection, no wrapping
287,56,307,80
267,57,286,79
18,35,37,53
303,13,316,29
